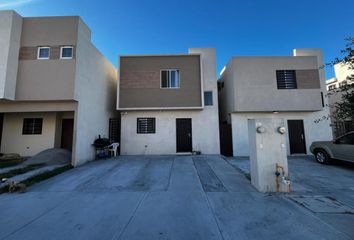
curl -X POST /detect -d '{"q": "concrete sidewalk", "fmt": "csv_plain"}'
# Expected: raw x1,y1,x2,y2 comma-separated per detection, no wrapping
0,155,353,240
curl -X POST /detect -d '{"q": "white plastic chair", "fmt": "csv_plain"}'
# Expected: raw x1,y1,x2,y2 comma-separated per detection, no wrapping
107,143,119,157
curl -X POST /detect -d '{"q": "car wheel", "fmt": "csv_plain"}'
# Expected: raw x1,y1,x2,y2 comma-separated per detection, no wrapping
315,149,330,164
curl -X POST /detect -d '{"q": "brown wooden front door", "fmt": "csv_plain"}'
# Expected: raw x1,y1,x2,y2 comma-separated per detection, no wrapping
61,119,74,151
288,120,306,154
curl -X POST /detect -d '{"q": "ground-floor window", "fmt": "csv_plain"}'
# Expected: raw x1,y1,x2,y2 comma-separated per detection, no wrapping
22,118,43,135
137,118,155,134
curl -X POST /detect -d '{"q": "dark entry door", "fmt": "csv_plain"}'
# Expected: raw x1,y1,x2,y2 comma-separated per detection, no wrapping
61,119,74,151
288,120,306,154
176,118,192,152
219,123,233,156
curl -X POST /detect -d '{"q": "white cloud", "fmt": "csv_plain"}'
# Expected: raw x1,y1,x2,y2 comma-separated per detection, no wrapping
0,0,39,8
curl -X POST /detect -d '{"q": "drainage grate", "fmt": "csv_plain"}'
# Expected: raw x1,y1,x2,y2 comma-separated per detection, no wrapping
288,195,354,214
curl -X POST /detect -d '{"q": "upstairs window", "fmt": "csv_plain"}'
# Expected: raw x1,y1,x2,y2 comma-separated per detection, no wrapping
276,70,297,89
137,118,155,134
161,69,180,88
23,118,43,135
37,47,50,59
60,46,73,59
204,91,213,106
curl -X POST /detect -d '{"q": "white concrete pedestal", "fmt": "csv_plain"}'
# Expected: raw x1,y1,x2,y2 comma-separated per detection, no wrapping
248,118,290,193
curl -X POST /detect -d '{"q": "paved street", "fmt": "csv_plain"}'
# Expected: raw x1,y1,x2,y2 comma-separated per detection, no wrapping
0,155,353,240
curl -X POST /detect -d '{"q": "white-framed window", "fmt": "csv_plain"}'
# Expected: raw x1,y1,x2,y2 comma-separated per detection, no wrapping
37,47,50,59
60,46,73,59
161,69,180,88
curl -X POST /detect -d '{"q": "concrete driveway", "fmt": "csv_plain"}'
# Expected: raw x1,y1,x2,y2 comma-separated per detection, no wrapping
0,155,353,240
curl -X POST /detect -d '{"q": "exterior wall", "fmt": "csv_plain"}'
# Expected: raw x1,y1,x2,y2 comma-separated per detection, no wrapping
231,111,332,156
0,11,22,100
120,48,220,155
326,63,353,109
218,62,235,123
296,70,321,89
333,63,353,84
0,101,76,112
15,16,83,101
16,60,76,100
118,55,202,109
20,16,82,46
1,112,58,156
0,101,76,156
72,19,117,166
293,49,328,105
120,110,219,155
229,56,323,112
19,46,76,60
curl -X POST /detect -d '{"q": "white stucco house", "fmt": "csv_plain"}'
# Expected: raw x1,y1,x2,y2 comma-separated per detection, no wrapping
117,48,220,155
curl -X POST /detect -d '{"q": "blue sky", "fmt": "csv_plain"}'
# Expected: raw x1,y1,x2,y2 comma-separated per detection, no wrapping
1,0,353,78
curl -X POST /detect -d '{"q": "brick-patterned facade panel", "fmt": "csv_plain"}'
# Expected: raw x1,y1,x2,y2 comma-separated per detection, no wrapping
50,46,60,60
19,46,76,60
120,71,160,89
19,47,37,60
296,69,321,89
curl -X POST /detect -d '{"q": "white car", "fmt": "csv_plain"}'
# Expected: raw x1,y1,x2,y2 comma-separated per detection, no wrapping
310,131,354,164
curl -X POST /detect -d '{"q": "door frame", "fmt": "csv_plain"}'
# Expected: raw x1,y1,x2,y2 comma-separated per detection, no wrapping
61,118,74,151
288,119,307,154
176,118,192,153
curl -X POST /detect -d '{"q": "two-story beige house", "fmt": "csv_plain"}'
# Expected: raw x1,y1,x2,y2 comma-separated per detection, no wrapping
117,48,220,155
0,11,116,166
218,49,333,156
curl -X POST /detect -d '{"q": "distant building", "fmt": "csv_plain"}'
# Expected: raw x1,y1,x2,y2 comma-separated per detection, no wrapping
326,63,354,137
